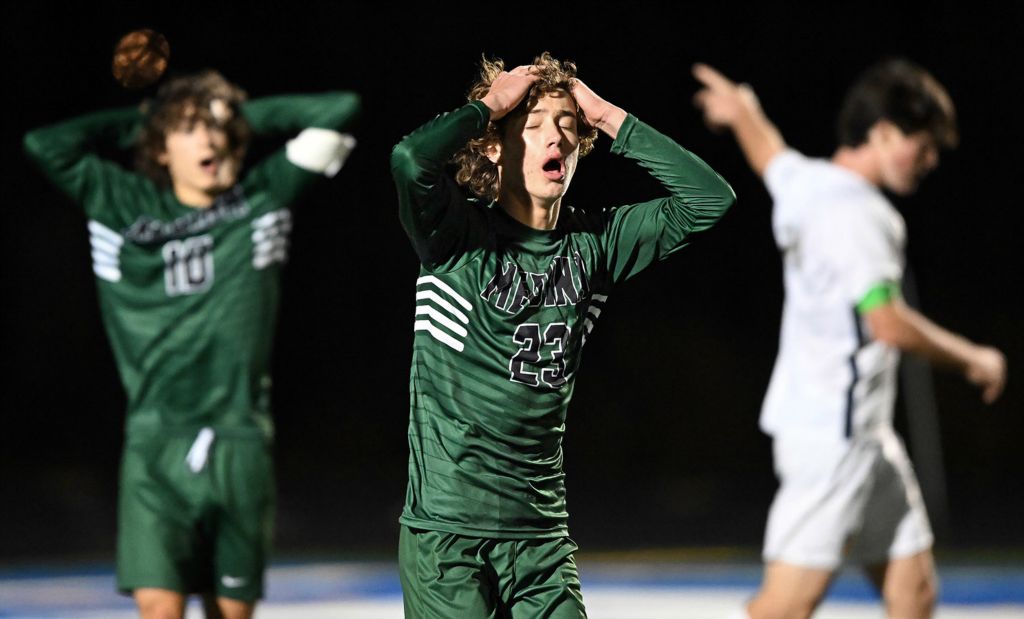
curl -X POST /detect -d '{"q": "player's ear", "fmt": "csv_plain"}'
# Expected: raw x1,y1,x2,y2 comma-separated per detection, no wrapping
868,120,899,147
485,140,502,165
155,133,171,167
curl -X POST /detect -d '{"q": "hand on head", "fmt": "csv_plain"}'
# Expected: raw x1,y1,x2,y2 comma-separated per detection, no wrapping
570,79,626,138
479,61,626,139
480,65,540,121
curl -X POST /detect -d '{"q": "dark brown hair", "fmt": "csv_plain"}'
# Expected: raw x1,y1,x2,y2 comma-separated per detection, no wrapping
837,59,957,149
454,52,599,201
135,70,250,186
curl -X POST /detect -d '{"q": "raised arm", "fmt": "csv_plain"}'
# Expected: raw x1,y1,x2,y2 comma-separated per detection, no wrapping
391,66,539,266
390,101,490,267
23,107,141,204
242,91,361,136
578,79,735,283
240,91,362,211
244,92,360,177
865,298,1006,403
692,63,785,178
569,79,627,140
391,102,489,210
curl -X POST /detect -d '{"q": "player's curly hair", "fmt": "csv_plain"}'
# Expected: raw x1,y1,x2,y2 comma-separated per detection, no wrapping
454,52,599,201
837,58,957,150
136,70,250,186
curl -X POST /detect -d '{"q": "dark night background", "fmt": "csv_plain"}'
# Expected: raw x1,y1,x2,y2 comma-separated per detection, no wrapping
2,3,1021,564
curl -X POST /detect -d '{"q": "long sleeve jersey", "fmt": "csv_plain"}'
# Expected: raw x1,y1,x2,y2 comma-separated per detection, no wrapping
391,100,734,537
24,92,360,440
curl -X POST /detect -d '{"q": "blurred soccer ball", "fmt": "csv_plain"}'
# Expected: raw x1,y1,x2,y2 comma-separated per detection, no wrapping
111,29,169,90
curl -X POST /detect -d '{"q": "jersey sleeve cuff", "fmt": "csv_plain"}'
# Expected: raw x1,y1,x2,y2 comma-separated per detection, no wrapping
468,100,492,129
609,114,639,155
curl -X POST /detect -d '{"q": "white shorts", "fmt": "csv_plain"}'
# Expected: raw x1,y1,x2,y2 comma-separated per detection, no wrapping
762,428,933,570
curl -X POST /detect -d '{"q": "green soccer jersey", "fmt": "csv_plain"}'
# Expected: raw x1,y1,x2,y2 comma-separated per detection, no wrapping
24,92,360,439
391,100,735,538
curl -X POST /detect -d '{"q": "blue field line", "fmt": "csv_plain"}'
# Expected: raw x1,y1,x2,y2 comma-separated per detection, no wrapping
580,563,1024,605
1,560,1021,616
261,562,401,602
0,562,119,581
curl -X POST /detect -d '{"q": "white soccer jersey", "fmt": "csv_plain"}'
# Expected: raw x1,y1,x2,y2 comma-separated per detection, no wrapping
760,150,906,439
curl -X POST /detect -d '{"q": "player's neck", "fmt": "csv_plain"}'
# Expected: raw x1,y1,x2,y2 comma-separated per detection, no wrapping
171,181,218,209
498,187,561,231
832,145,883,188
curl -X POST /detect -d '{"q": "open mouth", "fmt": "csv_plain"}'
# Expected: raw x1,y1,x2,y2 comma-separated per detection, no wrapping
541,157,565,181
199,156,220,175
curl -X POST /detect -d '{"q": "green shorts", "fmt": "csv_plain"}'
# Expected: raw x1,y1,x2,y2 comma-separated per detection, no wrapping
116,431,275,602
399,525,587,618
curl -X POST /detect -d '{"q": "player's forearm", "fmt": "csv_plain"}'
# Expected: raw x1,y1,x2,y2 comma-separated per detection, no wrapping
242,92,361,135
611,115,736,232
731,106,786,178
23,108,139,189
874,301,978,371
592,106,628,140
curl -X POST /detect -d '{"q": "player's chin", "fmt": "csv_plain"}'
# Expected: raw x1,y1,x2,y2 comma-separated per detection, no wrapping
214,173,239,192
529,186,564,203
200,179,231,198
544,188,569,203
544,177,572,194
886,178,918,196
895,181,920,196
